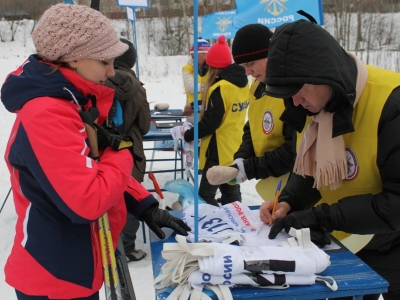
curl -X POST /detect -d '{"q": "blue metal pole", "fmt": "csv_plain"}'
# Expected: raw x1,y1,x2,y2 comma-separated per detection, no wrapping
193,0,199,243
131,9,140,79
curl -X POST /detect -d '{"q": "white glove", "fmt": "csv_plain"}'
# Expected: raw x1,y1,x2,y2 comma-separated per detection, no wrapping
206,166,238,185
232,158,244,165
170,122,199,171
229,158,247,184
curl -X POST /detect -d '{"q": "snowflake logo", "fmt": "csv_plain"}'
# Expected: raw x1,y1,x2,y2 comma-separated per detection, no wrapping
260,0,289,16
216,17,233,32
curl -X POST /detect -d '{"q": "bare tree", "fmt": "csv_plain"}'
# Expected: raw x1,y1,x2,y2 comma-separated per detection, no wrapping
24,0,61,32
74,0,90,6
142,17,156,54
0,23,6,42
123,18,133,40
174,17,187,54
100,0,125,17
355,10,363,52
327,0,354,49
179,0,191,52
0,0,24,41
154,0,163,18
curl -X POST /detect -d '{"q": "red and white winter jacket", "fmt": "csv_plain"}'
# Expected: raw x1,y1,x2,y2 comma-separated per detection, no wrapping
1,55,157,298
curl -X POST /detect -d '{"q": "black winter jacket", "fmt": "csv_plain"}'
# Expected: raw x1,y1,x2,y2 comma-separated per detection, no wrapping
234,81,295,180
266,20,400,252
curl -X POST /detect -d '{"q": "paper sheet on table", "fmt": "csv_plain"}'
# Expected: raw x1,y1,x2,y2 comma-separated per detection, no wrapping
246,210,343,252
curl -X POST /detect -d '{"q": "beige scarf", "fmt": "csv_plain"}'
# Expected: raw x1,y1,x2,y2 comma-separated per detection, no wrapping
293,53,368,190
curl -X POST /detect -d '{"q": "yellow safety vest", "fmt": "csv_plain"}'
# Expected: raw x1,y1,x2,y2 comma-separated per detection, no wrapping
182,64,208,105
199,79,249,169
247,79,290,200
296,65,400,251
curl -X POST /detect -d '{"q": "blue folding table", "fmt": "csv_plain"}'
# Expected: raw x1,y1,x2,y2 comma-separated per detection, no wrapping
145,109,187,179
143,123,185,179
150,210,389,300
150,109,185,121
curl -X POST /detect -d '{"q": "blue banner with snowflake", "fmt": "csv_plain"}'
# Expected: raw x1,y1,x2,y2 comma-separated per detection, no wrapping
200,9,238,40
234,0,323,30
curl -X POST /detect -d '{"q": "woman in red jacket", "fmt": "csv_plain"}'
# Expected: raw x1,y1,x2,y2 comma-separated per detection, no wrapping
1,4,189,300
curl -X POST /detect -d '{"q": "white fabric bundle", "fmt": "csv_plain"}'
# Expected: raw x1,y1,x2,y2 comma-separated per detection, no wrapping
198,241,329,276
182,202,264,245
188,270,337,291
154,230,337,300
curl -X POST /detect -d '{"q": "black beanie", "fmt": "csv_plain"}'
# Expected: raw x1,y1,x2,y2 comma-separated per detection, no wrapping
114,38,137,69
232,24,273,64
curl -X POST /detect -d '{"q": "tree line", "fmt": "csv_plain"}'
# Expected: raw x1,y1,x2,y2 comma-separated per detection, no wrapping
1,0,400,60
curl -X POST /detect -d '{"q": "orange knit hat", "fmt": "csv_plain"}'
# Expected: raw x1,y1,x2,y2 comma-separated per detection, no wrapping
206,36,232,69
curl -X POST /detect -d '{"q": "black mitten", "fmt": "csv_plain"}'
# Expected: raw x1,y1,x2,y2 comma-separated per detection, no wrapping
96,126,111,151
80,107,99,128
141,204,191,239
269,204,333,248
94,124,134,151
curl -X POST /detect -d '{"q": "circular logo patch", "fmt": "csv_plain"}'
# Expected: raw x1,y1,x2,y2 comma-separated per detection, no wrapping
345,146,359,180
262,110,274,134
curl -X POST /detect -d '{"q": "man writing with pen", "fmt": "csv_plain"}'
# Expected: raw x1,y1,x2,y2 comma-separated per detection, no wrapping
260,18,400,300
205,24,296,203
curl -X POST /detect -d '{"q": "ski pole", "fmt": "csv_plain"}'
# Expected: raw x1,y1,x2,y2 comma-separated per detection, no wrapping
99,213,122,300
0,187,12,215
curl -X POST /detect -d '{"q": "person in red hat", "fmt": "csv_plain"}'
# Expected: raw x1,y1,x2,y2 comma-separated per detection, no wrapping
182,37,211,122
183,35,249,206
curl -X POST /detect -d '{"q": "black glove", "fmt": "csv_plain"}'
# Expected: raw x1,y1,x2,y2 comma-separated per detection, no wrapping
94,124,134,151
141,205,192,239
268,204,333,248
80,107,99,128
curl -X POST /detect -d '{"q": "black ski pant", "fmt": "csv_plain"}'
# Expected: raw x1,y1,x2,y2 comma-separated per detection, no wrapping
121,212,140,254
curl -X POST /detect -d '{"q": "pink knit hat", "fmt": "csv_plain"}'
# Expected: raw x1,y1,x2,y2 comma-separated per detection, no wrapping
32,4,128,62
206,36,232,69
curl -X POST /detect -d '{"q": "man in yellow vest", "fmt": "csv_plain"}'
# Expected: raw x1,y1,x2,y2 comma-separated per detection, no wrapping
231,24,295,200
262,19,400,300
182,37,210,122
206,24,296,201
